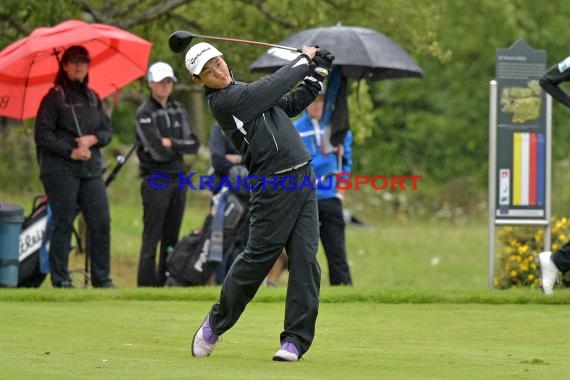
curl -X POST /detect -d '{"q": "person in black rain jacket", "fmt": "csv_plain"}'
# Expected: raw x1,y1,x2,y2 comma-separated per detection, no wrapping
184,42,334,361
537,57,570,295
35,45,114,288
135,61,200,287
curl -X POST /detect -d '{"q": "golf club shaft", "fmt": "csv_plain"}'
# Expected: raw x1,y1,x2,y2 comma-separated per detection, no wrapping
196,34,300,52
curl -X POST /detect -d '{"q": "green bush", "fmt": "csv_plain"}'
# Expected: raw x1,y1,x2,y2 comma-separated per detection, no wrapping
0,126,42,194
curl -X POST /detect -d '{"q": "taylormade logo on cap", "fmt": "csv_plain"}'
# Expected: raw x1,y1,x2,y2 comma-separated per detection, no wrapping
185,42,223,75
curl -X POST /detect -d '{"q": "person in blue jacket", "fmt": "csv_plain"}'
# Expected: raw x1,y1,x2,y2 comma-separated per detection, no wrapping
294,92,353,285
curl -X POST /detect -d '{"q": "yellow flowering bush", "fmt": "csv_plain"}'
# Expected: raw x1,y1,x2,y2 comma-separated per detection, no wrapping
494,216,570,289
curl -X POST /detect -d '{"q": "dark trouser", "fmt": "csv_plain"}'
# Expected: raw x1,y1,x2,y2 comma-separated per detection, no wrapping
215,218,249,285
318,197,352,285
138,178,186,287
552,242,570,272
209,164,321,357
41,175,111,286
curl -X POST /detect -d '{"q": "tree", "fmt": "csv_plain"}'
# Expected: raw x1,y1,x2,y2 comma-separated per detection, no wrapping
0,0,454,194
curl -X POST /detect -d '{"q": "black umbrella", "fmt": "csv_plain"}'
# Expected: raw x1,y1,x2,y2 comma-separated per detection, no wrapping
250,25,423,80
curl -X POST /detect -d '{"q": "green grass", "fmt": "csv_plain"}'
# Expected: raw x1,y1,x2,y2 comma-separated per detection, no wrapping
0,286,569,304
0,292,568,380
2,184,569,378
345,219,488,289
3,188,490,289
66,216,490,289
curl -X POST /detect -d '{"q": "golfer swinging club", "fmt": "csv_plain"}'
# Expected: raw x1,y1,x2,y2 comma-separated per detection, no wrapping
185,41,334,361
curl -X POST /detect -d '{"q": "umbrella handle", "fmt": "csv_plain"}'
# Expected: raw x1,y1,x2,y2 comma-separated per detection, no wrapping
70,104,83,136
53,48,61,64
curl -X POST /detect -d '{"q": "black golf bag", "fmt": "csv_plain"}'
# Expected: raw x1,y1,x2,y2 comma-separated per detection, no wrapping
165,190,248,286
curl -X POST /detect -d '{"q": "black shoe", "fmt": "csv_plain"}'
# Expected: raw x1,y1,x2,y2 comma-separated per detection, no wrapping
93,280,116,288
53,281,74,288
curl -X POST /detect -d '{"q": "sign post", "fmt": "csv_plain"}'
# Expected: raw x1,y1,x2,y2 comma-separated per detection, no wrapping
488,39,551,288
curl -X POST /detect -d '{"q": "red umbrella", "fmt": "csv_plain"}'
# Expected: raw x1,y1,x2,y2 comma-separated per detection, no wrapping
0,19,152,120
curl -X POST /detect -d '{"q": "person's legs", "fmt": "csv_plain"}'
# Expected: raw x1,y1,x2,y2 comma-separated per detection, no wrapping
193,203,288,356
78,177,112,287
266,249,288,286
318,197,352,285
198,174,305,338
539,242,570,295
138,179,171,286
551,242,570,272
158,186,187,286
193,166,320,360
215,240,238,284
216,217,249,285
281,169,320,358
41,175,80,287
208,185,299,334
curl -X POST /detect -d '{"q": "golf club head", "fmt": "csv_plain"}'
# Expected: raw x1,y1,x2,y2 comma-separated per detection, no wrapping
169,31,197,53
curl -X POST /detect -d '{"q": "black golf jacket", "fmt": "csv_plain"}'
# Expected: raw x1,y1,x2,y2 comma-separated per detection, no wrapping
135,96,200,177
540,57,570,107
35,78,112,178
205,54,322,176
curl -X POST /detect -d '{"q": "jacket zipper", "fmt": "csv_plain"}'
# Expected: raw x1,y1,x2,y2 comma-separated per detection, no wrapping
262,113,279,151
163,107,171,129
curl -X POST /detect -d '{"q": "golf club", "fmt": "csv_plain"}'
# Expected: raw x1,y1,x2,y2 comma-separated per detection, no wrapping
169,30,301,53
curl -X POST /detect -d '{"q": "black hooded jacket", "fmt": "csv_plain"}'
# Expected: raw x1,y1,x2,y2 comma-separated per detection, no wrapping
135,96,200,177
35,76,112,177
205,54,322,176
540,57,570,108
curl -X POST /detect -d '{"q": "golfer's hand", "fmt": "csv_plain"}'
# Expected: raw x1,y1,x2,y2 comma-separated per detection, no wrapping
315,48,335,69
312,48,335,79
301,46,318,60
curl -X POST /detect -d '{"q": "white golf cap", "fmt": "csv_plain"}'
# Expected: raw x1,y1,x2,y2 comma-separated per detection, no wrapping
148,62,177,83
185,42,223,75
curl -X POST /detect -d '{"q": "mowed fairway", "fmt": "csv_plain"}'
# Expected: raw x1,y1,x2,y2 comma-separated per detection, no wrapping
2,195,567,379
0,289,568,379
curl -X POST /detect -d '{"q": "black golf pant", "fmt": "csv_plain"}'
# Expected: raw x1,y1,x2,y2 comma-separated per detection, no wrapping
41,175,111,286
215,218,249,285
138,178,186,287
552,242,570,272
318,197,352,285
209,164,321,357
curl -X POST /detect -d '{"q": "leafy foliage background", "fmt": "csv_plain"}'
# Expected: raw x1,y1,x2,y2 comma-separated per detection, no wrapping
3,0,570,217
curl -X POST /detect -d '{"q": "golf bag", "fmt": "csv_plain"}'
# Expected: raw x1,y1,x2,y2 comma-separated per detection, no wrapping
165,190,247,286
18,195,50,287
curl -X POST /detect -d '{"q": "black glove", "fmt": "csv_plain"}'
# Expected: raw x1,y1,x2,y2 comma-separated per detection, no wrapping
312,48,335,80
316,48,335,66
